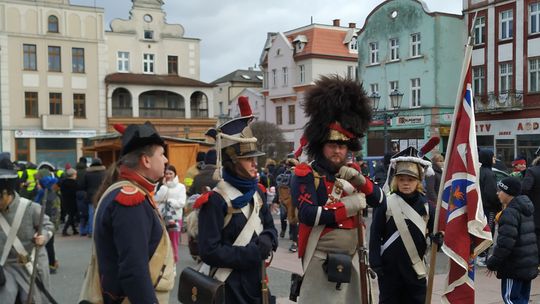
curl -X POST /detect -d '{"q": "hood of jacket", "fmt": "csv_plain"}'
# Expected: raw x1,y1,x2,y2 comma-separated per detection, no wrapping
512,195,535,217
479,149,494,168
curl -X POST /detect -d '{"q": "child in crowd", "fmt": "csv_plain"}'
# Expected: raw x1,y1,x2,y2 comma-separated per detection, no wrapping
369,147,440,304
487,177,538,304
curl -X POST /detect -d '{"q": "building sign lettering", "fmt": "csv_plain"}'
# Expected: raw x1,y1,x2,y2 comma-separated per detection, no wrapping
475,118,540,136
396,115,424,126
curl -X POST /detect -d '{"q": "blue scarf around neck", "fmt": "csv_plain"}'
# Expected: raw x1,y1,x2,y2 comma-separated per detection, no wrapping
222,170,259,209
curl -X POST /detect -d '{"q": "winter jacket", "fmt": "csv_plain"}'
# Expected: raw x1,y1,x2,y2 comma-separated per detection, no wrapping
188,164,219,196
425,163,442,204
487,195,539,280
83,164,106,205
154,175,187,220
521,162,540,231
478,149,501,212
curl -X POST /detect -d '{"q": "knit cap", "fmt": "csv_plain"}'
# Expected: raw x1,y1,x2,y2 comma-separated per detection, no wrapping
497,177,521,196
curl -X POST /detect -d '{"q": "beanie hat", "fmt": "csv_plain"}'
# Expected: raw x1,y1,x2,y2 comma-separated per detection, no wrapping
196,152,206,162
497,177,521,197
204,149,217,165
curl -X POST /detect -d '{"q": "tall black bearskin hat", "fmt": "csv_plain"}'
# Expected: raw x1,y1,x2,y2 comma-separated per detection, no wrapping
303,75,372,160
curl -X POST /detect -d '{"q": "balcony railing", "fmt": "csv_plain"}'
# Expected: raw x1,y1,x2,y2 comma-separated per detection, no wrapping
191,109,209,118
139,107,185,118
112,107,132,117
474,90,524,113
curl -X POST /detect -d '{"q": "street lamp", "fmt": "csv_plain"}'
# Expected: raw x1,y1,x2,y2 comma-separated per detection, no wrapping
369,89,404,154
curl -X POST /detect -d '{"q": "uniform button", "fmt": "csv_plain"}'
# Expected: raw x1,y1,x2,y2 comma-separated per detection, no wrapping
339,224,343,227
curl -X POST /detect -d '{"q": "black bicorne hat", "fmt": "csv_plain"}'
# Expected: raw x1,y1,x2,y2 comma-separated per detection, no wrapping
115,121,166,156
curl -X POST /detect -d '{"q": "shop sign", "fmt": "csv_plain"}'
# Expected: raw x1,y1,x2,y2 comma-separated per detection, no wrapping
475,118,540,136
396,115,424,126
14,129,97,138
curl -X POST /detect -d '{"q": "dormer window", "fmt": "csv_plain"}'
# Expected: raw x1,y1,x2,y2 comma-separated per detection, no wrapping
144,30,154,40
349,37,358,53
293,35,308,53
48,15,59,33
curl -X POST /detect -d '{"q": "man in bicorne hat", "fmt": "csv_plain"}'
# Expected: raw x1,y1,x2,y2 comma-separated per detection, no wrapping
290,75,384,303
91,122,174,303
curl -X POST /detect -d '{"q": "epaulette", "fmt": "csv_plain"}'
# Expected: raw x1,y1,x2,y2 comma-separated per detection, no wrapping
294,163,312,177
115,185,146,207
258,183,267,193
193,192,213,209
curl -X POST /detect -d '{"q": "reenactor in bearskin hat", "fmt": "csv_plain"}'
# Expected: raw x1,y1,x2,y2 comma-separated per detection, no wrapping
290,75,384,303
89,122,174,303
369,146,442,304
194,96,278,304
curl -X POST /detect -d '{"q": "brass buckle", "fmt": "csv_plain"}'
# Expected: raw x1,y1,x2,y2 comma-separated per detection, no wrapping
17,254,29,265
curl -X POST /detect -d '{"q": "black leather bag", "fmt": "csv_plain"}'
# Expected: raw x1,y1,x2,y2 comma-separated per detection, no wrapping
0,265,5,287
322,252,352,290
178,266,225,304
289,273,303,302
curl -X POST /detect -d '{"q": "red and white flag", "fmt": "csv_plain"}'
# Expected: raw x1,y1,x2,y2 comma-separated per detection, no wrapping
438,47,493,303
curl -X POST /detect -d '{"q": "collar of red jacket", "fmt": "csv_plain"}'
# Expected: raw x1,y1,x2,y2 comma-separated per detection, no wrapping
119,166,157,193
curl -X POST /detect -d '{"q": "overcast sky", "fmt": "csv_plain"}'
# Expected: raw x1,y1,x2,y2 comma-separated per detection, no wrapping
70,0,462,83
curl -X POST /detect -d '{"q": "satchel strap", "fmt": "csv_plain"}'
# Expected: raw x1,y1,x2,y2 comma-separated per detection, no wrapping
387,194,427,278
0,197,30,265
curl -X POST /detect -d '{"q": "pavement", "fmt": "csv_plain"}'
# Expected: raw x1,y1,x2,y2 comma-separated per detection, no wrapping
49,214,540,304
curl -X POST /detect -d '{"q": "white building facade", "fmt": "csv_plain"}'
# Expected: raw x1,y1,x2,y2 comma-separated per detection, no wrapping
0,0,107,166
260,20,359,152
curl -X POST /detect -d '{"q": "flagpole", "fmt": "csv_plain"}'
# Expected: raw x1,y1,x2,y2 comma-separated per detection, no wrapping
425,13,477,304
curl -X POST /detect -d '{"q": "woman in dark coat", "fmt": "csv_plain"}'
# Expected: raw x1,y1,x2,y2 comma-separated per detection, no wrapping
60,168,79,235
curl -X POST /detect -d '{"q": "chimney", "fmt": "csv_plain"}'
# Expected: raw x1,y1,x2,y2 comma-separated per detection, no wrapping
333,19,340,27
349,22,356,28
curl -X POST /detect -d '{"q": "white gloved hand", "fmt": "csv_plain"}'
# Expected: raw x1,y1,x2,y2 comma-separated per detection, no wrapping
340,193,367,217
338,166,366,187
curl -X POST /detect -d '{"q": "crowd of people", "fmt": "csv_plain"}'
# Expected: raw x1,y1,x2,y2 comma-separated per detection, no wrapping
0,75,539,304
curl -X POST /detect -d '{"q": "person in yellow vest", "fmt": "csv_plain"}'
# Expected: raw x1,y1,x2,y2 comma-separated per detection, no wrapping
19,162,38,200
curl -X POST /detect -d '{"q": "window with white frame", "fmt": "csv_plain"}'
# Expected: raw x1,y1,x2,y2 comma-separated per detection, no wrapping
369,42,379,64
282,67,288,86
410,33,421,57
499,62,513,92
288,104,295,124
117,51,130,72
272,69,277,87
472,66,485,96
474,16,486,45
411,78,421,107
530,3,540,34
390,38,399,61
276,106,282,125
370,83,379,95
143,53,154,74
500,10,513,40
390,81,399,108
529,58,540,92
299,65,305,83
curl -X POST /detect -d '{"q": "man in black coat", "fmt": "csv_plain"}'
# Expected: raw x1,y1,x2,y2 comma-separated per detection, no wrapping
487,177,538,304
81,158,106,237
521,155,540,264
